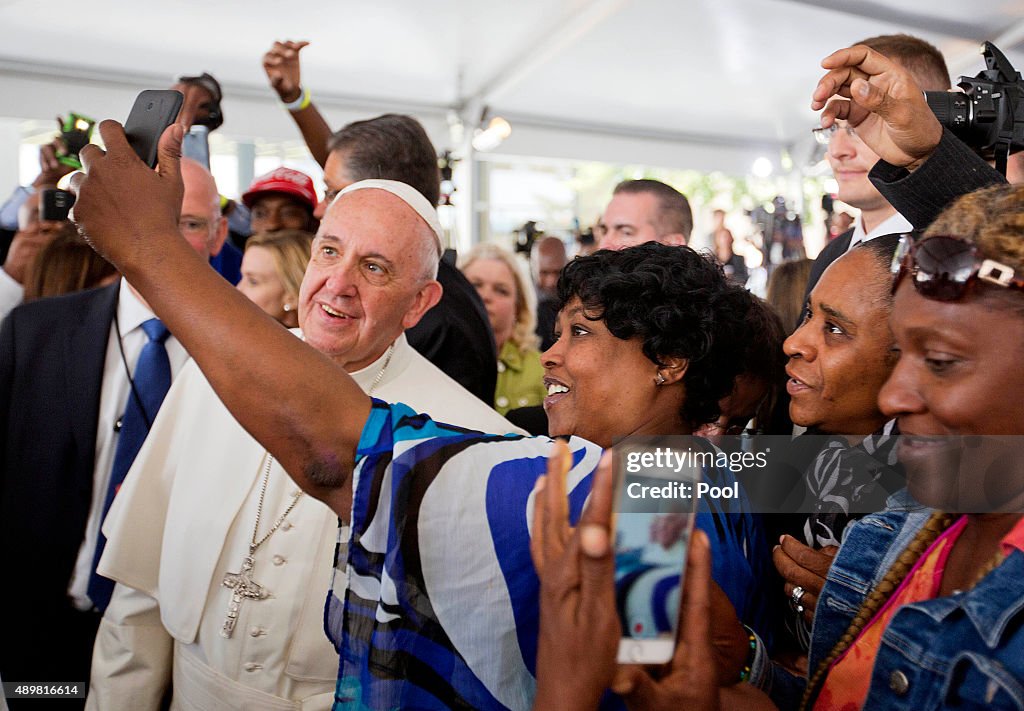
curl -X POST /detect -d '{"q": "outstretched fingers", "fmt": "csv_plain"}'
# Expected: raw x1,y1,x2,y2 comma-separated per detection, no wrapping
532,439,573,571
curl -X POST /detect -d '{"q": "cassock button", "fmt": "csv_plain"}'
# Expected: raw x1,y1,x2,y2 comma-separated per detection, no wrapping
889,670,909,696
497,362,506,373
272,555,286,566
244,662,262,672
496,396,509,409
250,626,265,638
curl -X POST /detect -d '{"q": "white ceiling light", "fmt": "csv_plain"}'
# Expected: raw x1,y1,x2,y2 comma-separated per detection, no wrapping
751,157,773,178
472,116,512,152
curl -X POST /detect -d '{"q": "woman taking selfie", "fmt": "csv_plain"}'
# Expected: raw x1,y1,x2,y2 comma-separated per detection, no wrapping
316,242,769,708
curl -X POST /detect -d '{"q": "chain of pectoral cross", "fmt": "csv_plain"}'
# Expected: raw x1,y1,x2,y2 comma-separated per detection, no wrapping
220,453,302,638
219,343,394,639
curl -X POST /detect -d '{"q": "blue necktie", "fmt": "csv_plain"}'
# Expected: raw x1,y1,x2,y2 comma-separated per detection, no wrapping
87,318,171,611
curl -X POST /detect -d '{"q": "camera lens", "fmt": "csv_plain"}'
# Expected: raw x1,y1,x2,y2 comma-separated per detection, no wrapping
925,91,971,130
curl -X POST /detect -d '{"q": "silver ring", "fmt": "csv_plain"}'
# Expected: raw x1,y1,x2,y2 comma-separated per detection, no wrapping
790,585,806,613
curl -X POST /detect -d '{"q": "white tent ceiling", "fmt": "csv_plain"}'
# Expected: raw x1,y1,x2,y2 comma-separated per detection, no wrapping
1,0,1023,176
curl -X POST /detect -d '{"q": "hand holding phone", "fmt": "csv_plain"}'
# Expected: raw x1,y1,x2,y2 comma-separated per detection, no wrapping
610,530,723,710
124,90,183,168
613,439,700,664
69,117,185,269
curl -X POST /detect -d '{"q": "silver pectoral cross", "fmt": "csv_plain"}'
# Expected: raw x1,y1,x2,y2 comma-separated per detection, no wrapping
220,555,270,638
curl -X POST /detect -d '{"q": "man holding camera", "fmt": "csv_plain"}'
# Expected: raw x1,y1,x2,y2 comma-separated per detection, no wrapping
0,187,72,320
804,33,952,298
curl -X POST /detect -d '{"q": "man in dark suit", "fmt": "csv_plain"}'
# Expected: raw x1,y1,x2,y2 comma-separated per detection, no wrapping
0,158,226,699
804,34,952,303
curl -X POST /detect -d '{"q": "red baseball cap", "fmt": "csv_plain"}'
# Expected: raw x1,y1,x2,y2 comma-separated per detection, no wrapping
242,167,317,211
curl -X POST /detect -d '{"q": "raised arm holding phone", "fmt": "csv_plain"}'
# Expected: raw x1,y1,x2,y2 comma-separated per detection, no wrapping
72,121,369,515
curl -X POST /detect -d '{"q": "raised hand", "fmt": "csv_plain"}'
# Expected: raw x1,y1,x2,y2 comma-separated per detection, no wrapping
3,217,64,285
177,85,210,132
531,443,619,711
811,45,943,171
263,40,310,103
70,120,185,266
33,128,75,188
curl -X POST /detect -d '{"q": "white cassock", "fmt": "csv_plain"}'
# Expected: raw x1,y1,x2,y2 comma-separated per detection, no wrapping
87,332,521,711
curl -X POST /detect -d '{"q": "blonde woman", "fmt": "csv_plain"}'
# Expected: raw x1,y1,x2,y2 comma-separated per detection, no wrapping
237,230,313,328
460,243,546,414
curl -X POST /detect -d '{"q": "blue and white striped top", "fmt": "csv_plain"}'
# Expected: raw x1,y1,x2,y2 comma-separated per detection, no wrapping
326,400,769,710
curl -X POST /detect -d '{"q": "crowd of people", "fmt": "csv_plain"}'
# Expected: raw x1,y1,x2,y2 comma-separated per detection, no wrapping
0,29,1022,711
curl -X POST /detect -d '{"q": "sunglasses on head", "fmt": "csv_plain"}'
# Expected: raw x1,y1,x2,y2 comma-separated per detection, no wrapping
890,232,1024,301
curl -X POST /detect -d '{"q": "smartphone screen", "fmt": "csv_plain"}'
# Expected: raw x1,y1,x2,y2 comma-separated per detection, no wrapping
613,438,700,664
124,90,184,168
182,125,210,169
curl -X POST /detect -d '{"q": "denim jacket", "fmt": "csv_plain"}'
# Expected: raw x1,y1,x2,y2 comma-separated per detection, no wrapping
756,492,1024,710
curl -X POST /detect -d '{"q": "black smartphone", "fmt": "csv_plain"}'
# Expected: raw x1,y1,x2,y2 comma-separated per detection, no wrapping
39,188,75,222
124,90,183,168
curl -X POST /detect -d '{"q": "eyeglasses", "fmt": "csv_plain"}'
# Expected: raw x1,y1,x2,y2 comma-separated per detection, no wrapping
178,217,210,235
323,188,341,206
891,233,1024,301
811,122,858,146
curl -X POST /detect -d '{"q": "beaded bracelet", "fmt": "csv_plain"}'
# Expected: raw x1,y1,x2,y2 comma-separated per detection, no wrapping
282,87,312,112
738,629,757,682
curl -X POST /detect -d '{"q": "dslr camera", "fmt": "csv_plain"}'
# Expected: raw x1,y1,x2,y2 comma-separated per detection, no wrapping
925,42,1023,174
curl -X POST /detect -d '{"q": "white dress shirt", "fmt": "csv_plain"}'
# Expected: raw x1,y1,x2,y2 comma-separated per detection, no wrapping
0,268,23,323
845,211,913,253
68,279,189,609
